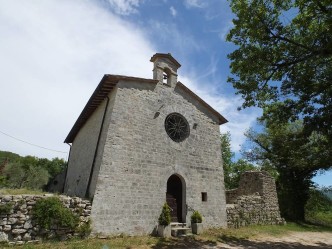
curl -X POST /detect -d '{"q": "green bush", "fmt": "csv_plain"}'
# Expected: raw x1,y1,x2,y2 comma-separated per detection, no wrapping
0,203,13,215
305,187,332,226
191,210,202,223
76,219,92,238
33,197,79,230
158,203,171,226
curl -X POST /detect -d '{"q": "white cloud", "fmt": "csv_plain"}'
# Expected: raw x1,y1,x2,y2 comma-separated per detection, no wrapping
148,21,201,53
105,0,143,15
0,0,154,159
178,76,260,152
0,0,257,161
170,6,177,17
184,0,206,8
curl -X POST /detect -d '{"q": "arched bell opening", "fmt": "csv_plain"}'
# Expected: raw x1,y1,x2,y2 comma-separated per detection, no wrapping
162,67,172,86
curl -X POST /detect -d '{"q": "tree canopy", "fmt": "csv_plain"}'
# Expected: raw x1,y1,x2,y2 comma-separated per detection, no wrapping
0,152,66,190
227,0,332,140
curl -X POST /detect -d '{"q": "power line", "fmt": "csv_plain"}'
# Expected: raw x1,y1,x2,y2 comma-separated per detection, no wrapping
0,130,67,154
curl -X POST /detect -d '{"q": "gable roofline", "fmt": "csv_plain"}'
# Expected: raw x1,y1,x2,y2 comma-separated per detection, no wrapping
64,75,158,143
177,82,228,125
64,76,227,143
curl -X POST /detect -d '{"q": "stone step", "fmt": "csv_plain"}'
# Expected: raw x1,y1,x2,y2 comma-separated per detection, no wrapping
170,222,187,227
171,227,191,237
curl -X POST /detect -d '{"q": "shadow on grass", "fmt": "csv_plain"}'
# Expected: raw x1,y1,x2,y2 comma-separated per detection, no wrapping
299,220,332,231
151,236,217,249
218,239,332,249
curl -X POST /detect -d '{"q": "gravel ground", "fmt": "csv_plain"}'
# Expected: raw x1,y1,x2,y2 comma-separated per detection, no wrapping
213,232,332,249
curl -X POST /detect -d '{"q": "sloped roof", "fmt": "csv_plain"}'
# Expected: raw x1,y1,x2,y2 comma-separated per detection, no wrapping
64,75,227,143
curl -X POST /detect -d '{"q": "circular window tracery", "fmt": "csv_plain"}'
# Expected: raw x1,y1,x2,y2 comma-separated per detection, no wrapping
165,113,190,142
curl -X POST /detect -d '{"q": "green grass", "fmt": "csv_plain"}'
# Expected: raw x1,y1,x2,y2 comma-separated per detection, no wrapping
196,222,332,244
306,210,332,227
2,222,332,248
1,236,160,249
0,188,47,195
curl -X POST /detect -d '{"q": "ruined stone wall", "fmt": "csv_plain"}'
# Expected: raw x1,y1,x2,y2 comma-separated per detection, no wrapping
0,194,91,245
226,171,285,228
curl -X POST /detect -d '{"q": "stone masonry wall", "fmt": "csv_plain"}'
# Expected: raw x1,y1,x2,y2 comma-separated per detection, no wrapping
90,80,227,236
226,171,285,228
0,194,91,245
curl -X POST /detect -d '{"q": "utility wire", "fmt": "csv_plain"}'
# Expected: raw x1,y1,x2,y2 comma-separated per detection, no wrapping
0,130,67,154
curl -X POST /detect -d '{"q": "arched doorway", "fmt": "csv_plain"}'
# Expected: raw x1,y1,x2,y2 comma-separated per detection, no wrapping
166,174,185,223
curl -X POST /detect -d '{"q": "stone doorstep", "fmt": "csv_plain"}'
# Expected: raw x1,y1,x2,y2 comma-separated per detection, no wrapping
170,222,187,227
171,227,191,237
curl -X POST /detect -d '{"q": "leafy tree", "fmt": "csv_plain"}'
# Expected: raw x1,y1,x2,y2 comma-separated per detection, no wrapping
3,156,49,190
221,132,256,189
221,132,234,189
227,0,332,147
0,151,20,164
243,120,331,220
0,151,66,190
38,157,66,179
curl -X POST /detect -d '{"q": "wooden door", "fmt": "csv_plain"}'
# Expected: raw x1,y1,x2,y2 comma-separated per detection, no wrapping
166,193,178,222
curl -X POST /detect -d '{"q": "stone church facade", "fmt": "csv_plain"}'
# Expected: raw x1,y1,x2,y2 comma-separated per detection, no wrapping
63,53,228,235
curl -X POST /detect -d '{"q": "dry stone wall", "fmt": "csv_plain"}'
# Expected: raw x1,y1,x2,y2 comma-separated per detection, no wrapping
226,171,285,228
0,194,91,245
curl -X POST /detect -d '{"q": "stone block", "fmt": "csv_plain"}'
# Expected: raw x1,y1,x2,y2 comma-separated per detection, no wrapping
0,231,8,242
12,229,26,234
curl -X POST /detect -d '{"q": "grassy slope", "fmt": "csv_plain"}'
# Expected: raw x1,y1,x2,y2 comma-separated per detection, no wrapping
2,223,331,249
0,188,46,195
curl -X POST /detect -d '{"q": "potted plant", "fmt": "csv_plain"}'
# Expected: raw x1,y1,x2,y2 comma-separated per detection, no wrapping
191,210,203,234
157,203,171,237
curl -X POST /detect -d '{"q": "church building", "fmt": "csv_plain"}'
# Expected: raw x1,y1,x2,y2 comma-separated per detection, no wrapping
63,53,228,235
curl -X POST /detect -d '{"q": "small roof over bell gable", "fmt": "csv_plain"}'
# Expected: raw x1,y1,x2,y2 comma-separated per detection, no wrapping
150,53,181,68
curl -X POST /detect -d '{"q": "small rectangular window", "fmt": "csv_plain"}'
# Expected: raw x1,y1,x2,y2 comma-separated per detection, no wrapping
202,192,207,202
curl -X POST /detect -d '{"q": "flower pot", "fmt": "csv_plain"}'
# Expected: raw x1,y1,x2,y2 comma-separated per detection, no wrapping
192,223,203,235
157,225,171,238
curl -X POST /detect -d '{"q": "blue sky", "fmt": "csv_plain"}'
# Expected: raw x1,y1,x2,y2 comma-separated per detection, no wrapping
0,0,330,186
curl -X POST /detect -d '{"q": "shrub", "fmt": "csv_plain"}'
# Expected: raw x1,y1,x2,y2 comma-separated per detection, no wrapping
191,210,202,223
0,203,13,215
76,219,92,238
33,197,79,230
305,187,332,226
158,203,171,226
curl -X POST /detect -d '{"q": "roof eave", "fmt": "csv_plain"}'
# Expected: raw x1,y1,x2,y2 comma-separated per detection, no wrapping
176,82,228,125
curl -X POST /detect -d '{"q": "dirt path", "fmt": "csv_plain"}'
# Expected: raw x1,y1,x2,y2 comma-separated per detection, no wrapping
215,232,332,249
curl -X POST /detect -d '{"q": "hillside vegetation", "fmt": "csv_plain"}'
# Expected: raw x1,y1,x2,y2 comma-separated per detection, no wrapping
0,150,66,191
